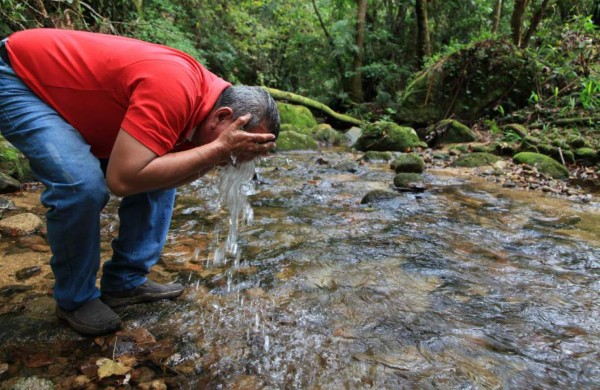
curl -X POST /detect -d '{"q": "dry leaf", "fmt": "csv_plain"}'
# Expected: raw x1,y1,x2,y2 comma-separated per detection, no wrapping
96,357,131,379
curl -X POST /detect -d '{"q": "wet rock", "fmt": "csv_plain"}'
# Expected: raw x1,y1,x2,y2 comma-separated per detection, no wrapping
333,160,359,173
15,266,42,281
391,153,425,173
393,173,427,192
0,284,33,297
0,212,43,236
530,215,581,229
360,190,400,204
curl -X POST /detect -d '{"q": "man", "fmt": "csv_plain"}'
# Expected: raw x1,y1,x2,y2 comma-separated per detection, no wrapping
0,29,279,335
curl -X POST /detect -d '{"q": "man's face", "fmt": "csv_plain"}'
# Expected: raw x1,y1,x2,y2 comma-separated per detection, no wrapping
194,115,270,146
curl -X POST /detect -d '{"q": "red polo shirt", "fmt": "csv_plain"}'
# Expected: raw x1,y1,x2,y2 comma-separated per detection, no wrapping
6,28,230,158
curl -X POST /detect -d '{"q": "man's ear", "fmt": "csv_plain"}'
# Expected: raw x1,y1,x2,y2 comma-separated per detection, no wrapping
214,107,233,123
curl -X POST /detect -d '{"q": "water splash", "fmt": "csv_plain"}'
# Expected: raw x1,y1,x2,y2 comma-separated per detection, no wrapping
211,160,256,266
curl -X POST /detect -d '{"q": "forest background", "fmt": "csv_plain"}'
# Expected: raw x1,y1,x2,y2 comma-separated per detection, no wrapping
0,0,599,180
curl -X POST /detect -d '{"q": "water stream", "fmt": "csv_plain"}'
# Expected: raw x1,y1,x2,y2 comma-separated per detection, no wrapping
163,150,600,388
0,149,598,388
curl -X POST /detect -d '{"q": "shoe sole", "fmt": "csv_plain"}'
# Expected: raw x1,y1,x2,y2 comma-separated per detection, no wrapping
56,307,120,336
101,287,184,308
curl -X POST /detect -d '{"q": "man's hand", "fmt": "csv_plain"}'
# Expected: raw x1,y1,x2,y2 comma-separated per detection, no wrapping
213,114,276,165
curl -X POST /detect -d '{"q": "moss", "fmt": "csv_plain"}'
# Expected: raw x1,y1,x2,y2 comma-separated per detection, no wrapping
393,172,424,187
503,124,528,139
391,153,425,173
362,151,393,162
275,130,318,151
353,121,426,152
574,147,599,163
277,102,318,131
0,136,32,182
453,152,500,167
513,152,569,179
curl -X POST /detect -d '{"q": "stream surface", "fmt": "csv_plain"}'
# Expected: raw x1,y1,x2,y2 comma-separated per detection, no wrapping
0,150,599,389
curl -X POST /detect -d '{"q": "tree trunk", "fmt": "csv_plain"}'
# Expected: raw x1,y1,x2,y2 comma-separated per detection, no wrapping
511,0,529,47
522,0,551,48
492,0,503,34
310,0,349,92
351,0,368,102
415,0,431,67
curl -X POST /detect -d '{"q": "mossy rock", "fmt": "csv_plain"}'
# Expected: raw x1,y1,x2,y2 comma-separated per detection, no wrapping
275,130,318,151
569,137,587,149
360,189,400,204
277,102,318,131
393,172,424,187
353,121,426,152
0,136,32,182
280,122,313,136
503,124,529,139
453,152,500,167
574,147,599,164
312,124,345,146
471,144,497,153
391,153,425,173
424,119,477,146
513,152,569,179
398,39,536,124
361,151,393,162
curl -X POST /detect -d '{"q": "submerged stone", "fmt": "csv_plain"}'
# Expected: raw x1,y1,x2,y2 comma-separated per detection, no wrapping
360,190,400,204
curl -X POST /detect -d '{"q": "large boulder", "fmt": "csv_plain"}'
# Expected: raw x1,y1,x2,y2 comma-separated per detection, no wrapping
353,121,427,152
277,102,318,131
398,39,536,125
275,130,318,151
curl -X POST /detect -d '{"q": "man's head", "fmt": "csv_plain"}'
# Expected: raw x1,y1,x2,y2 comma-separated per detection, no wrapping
195,86,280,146
214,86,280,137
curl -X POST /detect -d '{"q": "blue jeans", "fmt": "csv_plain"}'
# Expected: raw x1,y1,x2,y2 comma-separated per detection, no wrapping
0,41,176,311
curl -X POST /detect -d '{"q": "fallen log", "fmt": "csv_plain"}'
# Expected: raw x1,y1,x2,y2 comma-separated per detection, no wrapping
262,86,363,126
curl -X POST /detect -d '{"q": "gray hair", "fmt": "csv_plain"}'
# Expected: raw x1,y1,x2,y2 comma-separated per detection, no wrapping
213,86,280,138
